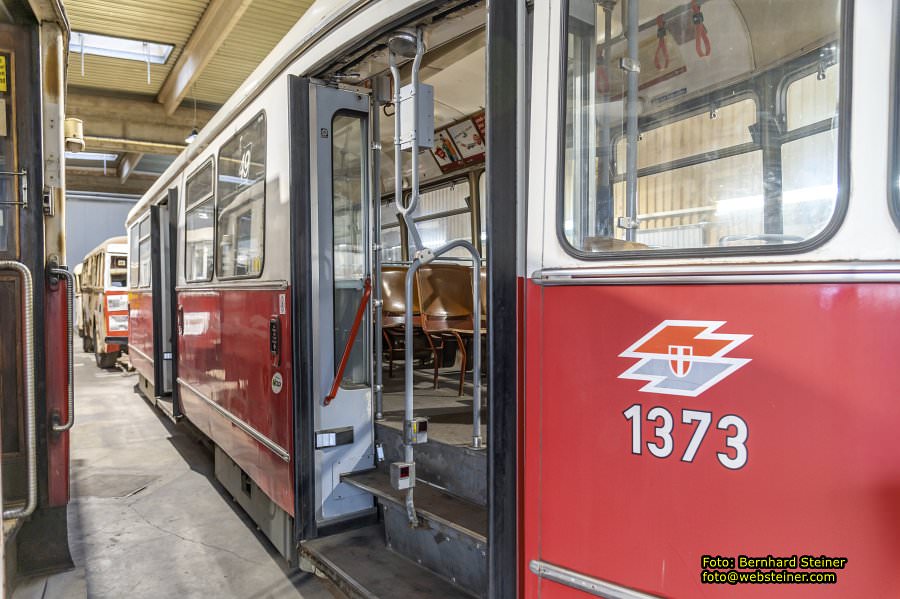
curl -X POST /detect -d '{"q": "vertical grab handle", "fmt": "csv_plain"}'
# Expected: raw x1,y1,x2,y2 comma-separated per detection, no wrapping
0,261,36,519
324,277,372,406
177,304,184,335
49,266,75,433
269,316,281,368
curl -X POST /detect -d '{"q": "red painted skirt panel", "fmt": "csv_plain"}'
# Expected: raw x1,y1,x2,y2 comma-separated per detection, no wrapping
524,281,900,598
128,290,154,382
45,279,69,507
177,288,294,515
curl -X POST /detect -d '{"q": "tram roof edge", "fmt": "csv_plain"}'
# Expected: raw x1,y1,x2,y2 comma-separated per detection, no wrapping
125,0,368,226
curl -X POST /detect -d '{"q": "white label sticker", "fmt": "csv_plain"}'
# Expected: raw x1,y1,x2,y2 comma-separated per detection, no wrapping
279,293,286,315
271,372,283,394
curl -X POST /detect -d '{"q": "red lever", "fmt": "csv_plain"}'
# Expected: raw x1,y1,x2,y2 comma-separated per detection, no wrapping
324,277,372,406
655,15,669,70
692,0,711,58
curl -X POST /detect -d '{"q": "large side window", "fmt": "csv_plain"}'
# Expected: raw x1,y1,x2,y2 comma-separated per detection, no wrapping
217,112,266,279
561,0,845,255
184,161,215,282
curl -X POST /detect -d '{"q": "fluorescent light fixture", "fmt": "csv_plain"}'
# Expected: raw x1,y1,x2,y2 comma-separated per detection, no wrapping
65,151,117,162
70,31,174,65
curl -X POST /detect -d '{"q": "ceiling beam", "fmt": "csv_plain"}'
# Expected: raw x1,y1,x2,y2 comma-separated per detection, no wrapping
66,90,215,156
157,0,254,115
118,152,144,184
83,136,185,156
67,173,156,196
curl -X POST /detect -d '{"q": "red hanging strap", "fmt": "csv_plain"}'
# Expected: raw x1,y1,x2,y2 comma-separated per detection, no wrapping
691,0,711,58
654,15,669,70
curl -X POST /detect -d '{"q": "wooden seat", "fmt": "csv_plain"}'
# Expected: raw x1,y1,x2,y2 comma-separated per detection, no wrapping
415,262,480,395
381,266,424,377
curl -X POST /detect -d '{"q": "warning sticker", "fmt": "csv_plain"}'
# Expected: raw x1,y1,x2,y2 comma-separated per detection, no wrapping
0,56,8,93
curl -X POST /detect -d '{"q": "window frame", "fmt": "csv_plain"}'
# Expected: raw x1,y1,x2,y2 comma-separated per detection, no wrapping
183,158,217,283
215,110,267,281
889,0,900,231
555,0,854,261
136,215,152,289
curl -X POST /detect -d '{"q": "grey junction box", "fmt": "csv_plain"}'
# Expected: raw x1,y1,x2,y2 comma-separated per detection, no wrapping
399,82,434,151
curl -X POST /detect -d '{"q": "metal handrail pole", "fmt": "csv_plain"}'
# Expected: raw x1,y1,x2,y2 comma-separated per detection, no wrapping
0,261,36,519
50,266,75,432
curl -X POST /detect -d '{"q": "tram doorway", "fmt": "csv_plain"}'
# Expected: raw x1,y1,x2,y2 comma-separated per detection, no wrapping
294,5,493,596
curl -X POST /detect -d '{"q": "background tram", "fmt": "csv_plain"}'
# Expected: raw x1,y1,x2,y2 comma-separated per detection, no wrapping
127,0,899,597
0,0,74,594
77,236,129,368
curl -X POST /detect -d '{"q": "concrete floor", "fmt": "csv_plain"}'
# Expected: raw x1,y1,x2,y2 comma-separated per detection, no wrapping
16,350,341,599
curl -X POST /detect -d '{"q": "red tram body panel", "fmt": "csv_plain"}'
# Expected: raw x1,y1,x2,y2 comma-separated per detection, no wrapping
177,288,295,515
128,290,154,380
524,281,900,597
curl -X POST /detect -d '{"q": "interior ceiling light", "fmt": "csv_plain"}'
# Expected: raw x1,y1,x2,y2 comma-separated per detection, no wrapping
185,128,199,144
69,31,174,65
65,151,117,162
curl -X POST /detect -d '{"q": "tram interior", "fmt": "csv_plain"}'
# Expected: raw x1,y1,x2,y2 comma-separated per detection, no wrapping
305,0,841,595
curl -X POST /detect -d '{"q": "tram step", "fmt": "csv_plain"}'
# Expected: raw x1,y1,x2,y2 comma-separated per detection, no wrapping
375,421,486,506
300,524,475,599
342,469,487,597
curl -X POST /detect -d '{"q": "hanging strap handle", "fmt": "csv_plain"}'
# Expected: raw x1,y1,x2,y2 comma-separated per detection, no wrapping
692,0,711,58
654,15,669,70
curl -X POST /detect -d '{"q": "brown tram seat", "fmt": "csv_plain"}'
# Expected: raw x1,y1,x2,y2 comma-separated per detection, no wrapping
381,266,421,328
381,266,426,377
415,262,483,396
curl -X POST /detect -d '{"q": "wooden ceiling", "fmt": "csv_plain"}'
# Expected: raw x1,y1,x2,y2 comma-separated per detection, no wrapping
64,0,313,195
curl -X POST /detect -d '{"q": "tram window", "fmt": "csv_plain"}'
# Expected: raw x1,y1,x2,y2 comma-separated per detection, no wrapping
561,0,845,255
785,65,838,131
128,224,139,287
414,181,473,259
217,112,265,279
332,113,368,387
138,216,151,288
380,201,404,262
185,200,214,282
185,160,215,283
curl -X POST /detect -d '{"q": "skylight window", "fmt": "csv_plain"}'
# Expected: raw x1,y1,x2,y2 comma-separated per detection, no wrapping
69,32,174,65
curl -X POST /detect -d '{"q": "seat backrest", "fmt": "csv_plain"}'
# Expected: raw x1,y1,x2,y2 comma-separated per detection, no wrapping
382,266,420,315
416,263,474,318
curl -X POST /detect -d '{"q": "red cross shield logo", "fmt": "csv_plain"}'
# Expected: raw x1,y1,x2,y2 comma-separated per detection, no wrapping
668,345,693,378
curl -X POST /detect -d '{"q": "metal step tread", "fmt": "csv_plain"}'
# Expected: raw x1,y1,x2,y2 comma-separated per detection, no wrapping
301,525,475,599
342,469,486,542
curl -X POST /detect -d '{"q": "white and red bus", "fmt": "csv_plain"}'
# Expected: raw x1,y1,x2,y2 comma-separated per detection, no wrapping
127,0,899,596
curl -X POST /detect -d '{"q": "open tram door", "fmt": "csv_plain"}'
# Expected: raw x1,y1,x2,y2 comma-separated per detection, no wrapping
290,79,378,538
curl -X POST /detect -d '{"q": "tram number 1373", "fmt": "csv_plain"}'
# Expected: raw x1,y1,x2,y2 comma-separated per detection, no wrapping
623,405,749,470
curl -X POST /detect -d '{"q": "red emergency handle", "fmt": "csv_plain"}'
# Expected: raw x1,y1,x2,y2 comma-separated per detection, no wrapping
324,277,372,406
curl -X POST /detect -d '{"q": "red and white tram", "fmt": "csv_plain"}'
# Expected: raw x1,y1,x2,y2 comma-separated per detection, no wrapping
0,0,74,592
128,0,899,596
